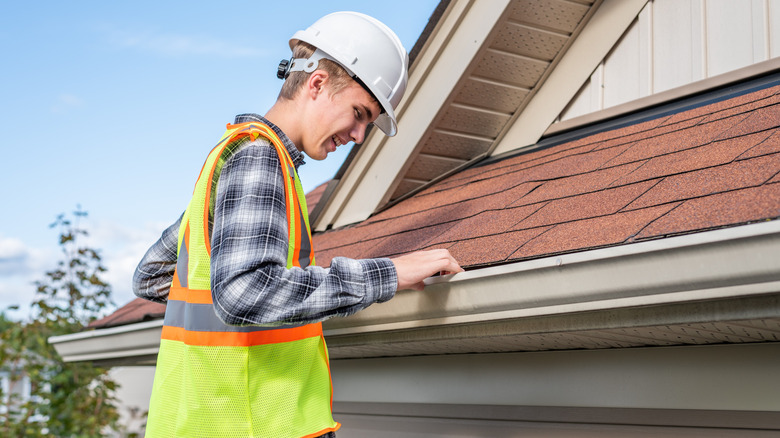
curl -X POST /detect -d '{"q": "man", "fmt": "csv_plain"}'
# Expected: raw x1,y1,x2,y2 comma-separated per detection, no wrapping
133,11,462,438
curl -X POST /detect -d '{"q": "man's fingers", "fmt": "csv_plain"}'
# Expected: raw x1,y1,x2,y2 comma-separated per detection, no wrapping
392,249,463,291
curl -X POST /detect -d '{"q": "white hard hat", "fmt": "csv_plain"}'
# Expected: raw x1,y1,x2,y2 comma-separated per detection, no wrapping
281,11,409,137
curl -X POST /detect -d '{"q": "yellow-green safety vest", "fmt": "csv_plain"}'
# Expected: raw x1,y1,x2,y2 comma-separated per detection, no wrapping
146,121,339,438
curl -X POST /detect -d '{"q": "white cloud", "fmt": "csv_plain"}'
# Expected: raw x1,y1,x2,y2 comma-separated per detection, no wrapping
0,235,55,319
104,26,264,58
50,93,85,114
84,219,169,308
0,235,51,277
0,219,168,321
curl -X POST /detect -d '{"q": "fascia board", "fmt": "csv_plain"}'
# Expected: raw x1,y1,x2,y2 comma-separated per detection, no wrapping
48,319,163,364
323,220,780,336
314,0,511,231
492,0,650,156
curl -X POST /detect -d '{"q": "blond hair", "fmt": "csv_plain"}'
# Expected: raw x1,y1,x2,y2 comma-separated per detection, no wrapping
278,42,353,100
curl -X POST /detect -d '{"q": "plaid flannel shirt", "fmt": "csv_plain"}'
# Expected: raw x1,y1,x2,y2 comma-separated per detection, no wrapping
132,114,397,326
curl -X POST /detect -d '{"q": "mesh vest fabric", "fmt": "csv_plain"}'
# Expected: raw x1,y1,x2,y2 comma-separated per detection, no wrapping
146,122,338,438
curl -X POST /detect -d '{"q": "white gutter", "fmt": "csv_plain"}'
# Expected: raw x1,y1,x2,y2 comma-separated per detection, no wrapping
49,319,163,364
323,220,780,336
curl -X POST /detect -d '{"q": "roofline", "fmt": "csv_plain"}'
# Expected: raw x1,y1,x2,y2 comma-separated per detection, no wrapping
49,319,163,366
50,220,780,363
323,220,780,338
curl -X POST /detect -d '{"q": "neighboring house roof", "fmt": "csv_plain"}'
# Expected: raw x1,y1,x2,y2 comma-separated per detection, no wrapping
90,298,165,329
314,81,780,269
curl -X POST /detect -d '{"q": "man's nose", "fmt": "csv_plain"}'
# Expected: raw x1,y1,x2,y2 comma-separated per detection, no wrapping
350,122,368,144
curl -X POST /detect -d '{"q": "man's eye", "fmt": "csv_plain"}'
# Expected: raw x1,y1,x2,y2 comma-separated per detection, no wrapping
355,109,362,119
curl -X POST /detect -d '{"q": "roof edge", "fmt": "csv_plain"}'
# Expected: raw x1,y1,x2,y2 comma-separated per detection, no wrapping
49,319,163,365
323,220,780,335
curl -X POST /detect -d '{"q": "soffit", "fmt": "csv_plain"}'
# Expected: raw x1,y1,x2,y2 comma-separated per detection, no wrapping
386,0,599,205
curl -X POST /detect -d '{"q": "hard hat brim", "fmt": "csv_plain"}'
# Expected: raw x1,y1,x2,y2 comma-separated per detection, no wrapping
373,112,397,137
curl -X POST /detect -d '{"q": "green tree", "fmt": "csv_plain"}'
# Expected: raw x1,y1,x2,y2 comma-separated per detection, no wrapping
0,207,120,437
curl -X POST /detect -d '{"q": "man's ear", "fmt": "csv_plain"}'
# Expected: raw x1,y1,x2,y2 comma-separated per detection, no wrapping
307,71,329,100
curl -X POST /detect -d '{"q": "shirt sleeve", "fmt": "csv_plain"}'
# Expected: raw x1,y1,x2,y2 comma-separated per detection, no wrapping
132,213,182,304
210,140,397,326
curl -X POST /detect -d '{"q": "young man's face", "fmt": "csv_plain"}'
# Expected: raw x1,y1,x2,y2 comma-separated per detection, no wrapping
302,78,381,161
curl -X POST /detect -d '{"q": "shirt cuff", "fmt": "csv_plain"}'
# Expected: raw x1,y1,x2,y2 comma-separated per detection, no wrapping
357,257,397,304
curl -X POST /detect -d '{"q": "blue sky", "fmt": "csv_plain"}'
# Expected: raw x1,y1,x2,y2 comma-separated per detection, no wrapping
0,0,440,319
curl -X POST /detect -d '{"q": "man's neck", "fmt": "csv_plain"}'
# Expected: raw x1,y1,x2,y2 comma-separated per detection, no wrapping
264,99,303,151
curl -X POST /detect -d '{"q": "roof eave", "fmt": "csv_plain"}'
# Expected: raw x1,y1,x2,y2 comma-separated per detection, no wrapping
50,221,780,364
49,319,163,367
323,220,780,358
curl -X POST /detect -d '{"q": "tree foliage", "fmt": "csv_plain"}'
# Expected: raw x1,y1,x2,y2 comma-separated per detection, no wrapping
1,207,121,437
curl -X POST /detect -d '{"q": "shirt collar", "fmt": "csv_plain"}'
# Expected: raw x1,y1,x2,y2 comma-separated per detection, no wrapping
233,113,305,167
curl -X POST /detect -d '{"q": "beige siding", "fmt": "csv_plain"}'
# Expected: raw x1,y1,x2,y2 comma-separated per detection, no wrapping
560,0,780,121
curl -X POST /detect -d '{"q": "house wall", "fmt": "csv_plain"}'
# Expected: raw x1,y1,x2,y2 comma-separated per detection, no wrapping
110,366,154,437
330,343,780,436
0,371,31,414
560,0,780,121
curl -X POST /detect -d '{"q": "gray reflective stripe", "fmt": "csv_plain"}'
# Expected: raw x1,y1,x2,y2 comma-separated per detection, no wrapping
163,299,305,333
288,164,312,268
176,238,189,288
298,205,312,268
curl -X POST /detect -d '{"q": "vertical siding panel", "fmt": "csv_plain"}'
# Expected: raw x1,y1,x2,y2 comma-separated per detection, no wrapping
558,79,592,121
706,0,754,76
639,1,654,97
691,0,707,81
653,0,695,93
603,20,641,108
593,64,605,111
770,0,780,58
751,0,769,62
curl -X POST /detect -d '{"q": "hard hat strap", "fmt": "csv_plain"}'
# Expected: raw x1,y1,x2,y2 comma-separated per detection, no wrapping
280,49,383,112
287,49,352,76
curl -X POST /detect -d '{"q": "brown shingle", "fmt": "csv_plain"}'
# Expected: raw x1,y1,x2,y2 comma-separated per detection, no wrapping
316,234,391,267
517,162,644,206
636,183,780,239
433,203,545,244
516,204,680,259
448,227,551,267
738,129,780,159
713,101,780,139
514,180,658,229
626,153,780,210
610,130,774,186
605,113,750,167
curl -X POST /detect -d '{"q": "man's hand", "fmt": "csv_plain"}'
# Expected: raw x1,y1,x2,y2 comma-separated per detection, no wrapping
391,249,463,291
